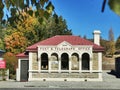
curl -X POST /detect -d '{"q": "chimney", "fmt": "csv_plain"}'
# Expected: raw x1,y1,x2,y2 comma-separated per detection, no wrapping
93,30,101,45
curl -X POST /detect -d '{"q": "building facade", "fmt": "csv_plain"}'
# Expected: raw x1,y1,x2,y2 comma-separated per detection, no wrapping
16,30,104,81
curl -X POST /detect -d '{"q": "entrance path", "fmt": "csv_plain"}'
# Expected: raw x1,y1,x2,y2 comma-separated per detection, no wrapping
0,71,120,89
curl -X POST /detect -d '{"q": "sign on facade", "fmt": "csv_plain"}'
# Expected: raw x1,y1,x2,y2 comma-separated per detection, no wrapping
0,60,6,69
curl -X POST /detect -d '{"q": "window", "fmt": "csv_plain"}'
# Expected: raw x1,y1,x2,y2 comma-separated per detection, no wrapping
61,53,69,70
41,53,48,70
82,53,90,70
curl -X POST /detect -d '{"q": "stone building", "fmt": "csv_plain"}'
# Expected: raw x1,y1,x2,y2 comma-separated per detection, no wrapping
16,30,104,81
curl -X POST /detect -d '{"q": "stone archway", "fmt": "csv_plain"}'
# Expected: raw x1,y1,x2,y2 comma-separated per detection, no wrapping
61,53,69,70
51,53,59,70
82,53,90,70
71,53,79,70
41,53,48,70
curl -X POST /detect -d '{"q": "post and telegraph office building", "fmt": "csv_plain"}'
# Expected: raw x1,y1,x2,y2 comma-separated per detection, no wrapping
16,30,104,81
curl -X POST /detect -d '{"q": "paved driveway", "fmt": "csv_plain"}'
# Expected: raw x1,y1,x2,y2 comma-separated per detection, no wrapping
0,71,120,89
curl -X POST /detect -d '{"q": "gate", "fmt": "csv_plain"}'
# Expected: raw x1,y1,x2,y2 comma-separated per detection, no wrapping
20,60,29,81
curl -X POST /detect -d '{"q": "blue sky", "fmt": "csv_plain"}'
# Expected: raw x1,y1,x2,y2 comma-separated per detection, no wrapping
51,0,120,40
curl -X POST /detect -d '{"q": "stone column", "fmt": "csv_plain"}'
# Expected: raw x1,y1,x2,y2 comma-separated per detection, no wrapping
58,57,61,73
79,57,81,73
69,56,71,73
38,57,41,72
98,52,102,72
90,57,92,72
16,59,21,81
98,52,102,81
28,52,32,81
49,57,51,73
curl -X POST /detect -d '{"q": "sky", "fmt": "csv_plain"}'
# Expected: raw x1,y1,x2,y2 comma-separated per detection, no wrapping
50,0,120,40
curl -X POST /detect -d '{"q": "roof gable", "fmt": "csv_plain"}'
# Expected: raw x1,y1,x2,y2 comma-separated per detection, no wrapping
57,41,72,48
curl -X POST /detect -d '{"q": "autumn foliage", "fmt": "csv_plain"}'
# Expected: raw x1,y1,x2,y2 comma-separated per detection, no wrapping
3,52,18,79
4,32,28,54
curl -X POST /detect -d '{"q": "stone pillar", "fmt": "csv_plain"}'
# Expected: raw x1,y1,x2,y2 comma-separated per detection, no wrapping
98,53,103,81
38,57,41,72
79,57,81,73
16,59,21,81
90,57,92,72
69,56,71,73
58,57,61,73
28,52,32,81
98,52,102,72
49,57,51,73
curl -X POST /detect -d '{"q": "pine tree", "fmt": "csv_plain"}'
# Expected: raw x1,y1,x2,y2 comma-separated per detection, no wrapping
109,28,114,41
107,28,115,56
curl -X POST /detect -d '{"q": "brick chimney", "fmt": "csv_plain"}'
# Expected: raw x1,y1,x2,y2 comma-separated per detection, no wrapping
93,30,101,45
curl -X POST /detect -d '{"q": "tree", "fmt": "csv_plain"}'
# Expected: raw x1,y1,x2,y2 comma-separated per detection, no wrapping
108,28,114,41
0,39,5,50
43,16,72,39
4,31,28,54
3,52,18,79
0,25,5,50
100,38,108,55
116,36,120,50
4,11,72,54
83,35,87,39
108,0,120,16
0,0,55,24
107,41,115,56
0,0,4,21
107,28,115,56
102,0,120,16
100,37,115,56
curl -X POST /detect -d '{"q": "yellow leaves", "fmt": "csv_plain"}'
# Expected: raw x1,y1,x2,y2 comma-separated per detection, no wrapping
4,31,28,54
4,52,13,57
16,10,39,33
3,52,18,70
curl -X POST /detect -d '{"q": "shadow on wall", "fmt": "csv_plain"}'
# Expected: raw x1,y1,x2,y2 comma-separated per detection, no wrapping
108,57,120,78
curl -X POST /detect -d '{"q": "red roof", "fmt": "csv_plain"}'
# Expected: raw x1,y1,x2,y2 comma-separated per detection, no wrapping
27,35,104,51
16,52,28,58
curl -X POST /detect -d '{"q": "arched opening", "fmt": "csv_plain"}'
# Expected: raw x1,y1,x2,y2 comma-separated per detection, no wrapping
71,53,79,70
51,53,58,70
61,53,69,70
82,53,90,70
41,53,48,70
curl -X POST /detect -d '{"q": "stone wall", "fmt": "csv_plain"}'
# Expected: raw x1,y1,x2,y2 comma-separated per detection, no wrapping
32,72,98,78
102,56,115,70
71,56,79,70
92,53,98,70
50,56,58,70
32,53,38,70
